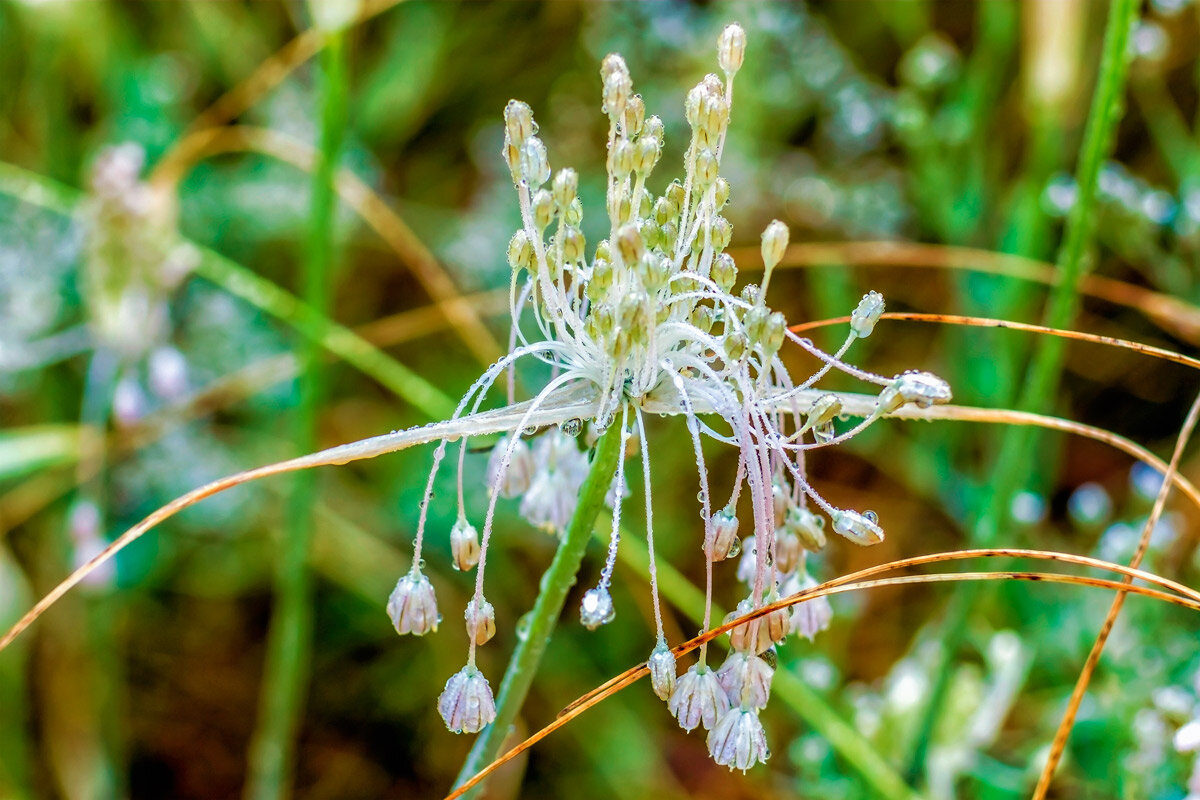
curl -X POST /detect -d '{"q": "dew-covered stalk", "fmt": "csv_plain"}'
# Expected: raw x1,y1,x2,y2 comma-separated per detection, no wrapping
245,27,347,800
452,423,624,796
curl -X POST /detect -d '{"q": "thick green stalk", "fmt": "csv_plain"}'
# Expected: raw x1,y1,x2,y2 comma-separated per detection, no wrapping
245,31,347,800
905,0,1139,781
453,422,624,796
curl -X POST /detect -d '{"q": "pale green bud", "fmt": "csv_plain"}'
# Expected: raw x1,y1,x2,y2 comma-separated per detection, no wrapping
532,189,555,229
717,23,746,75
760,219,789,270
851,290,885,338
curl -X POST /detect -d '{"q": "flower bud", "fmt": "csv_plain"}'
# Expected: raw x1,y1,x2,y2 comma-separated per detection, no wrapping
724,330,747,362
552,167,578,210
790,573,833,641
520,137,550,186
643,114,665,141
669,664,730,732
760,219,789,271
504,99,535,145
603,70,632,118
831,508,884,545
438,664,497,734
507,229,533,271
623,93,645,137
560,226,585,263
532,189,555,229
712,252,737,291
801,393,842,435
633,135,661,175
666,179,686,210
716,651,773,710
717,23,747,75
387,568,440,635
487,434,535,498
775,528,802,574
580,586,616,629
695,148,719,186
648,641,677,701
710,215,733,250
450,518,481,571
851,290,885,338
615,223,644,265
708,708,770,773
705,505,741,560
878,370,953,412
770,480,790,528
464,597,496,645
785,506,827,552
608,138,634,178
713,176,730,210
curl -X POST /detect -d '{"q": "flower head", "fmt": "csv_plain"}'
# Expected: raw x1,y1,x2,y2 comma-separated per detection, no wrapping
669,663,730,732
386,568,439,636
707,707,770,772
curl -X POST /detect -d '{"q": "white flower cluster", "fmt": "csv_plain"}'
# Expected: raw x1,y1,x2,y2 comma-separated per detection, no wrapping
386,23,951,767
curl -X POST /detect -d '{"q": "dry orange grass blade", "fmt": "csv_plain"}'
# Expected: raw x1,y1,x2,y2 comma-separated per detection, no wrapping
730,241,1200,345
791,311,1200,372
1033,389,1200,796
447,548,1200,800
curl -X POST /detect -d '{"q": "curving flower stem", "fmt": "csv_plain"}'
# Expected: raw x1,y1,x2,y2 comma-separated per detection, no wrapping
452,422,624,797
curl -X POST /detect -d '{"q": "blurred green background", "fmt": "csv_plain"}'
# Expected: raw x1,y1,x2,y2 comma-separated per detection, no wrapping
1,1,1199,798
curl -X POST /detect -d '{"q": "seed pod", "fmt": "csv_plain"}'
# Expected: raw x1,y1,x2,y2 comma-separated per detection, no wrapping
450,518,481,571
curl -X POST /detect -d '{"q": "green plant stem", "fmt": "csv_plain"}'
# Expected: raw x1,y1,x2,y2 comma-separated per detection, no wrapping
245,31,347,800
905,0,1139,781
613,528,920,800
452,422,624,797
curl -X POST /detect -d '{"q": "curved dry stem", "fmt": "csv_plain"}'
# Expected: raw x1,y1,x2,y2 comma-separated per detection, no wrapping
1033,388,1200,797
790,312,1200,372
153,124,502,365
148,0,402,188
446,548,1200,800
729,240,1200,345
0,390,599,653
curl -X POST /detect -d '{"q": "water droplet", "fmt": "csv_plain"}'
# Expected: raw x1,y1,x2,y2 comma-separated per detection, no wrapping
516,611,534,641
560,418,582,437
417,558,427,570
814,421,835,443
726,536,742,559
863,510,878,524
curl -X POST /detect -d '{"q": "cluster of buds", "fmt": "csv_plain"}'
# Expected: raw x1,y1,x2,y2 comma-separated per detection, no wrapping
386,23,951,771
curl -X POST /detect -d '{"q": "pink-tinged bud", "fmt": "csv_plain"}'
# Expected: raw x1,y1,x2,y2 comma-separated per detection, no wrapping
386,569,440,635
438,664,496,734
716,651,773,710
668,663,730,732
450,519,481,571
707,707,770,772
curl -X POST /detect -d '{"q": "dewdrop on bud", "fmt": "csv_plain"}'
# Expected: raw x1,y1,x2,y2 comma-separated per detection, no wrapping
504,99,535,144
831,508,884,545
669,664,730,731
648,641,677,701
717,23,746,75
450,519,481,571
705,505,741,560
580,586,616,629
879,370,953,412
464,597,496,645
387,568,440,635
643,114,665,142
520,137,550,187
760,219,789,271
438,664,497,734
708,707,770,772
603,69,632,118
487,434,535,498
716,651,774,710
600,53,628,82
851,291,885,338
